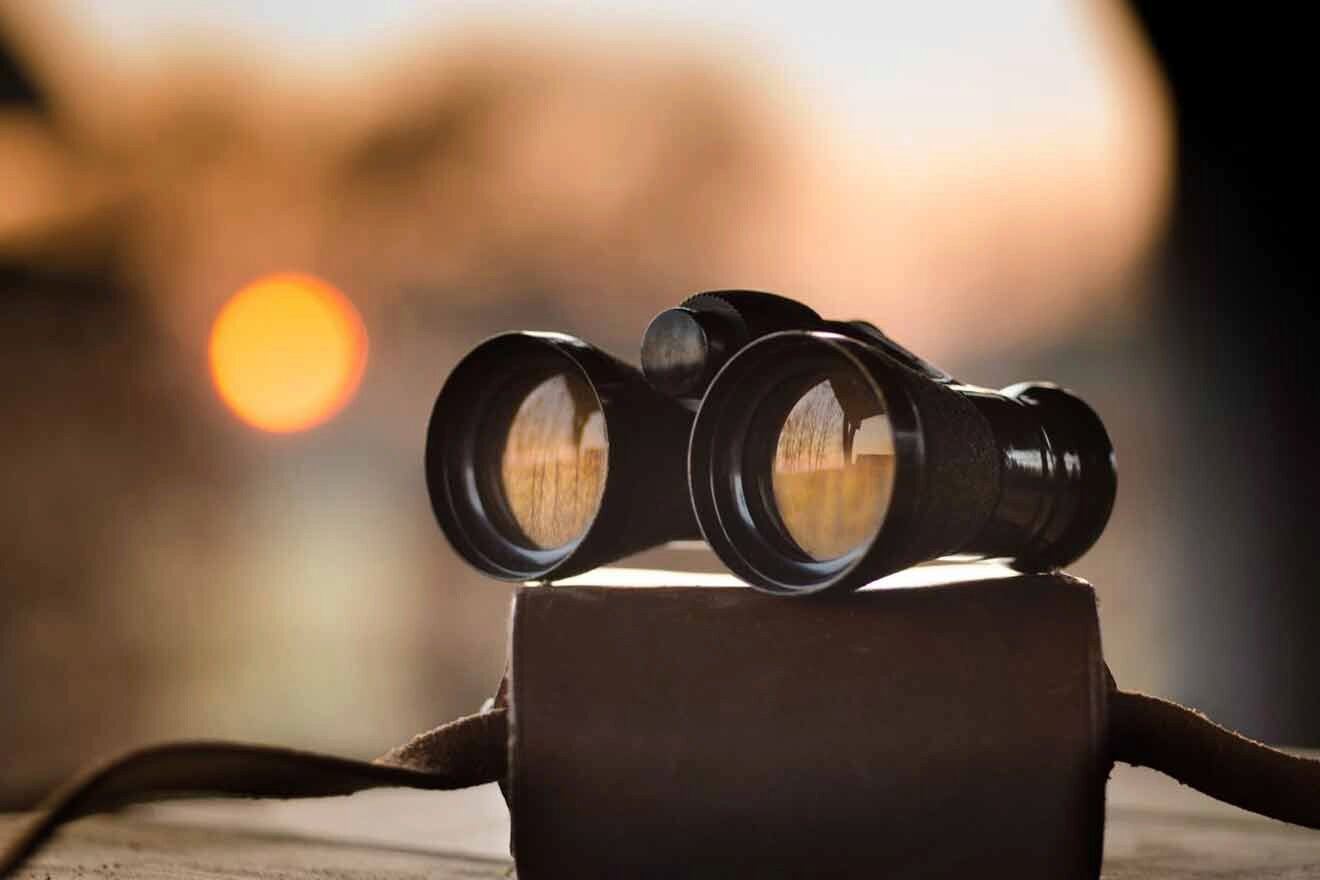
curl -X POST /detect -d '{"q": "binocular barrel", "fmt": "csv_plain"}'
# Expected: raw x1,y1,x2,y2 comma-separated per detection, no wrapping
425,332,698,581
687,330,1115,595
425,293,1116,594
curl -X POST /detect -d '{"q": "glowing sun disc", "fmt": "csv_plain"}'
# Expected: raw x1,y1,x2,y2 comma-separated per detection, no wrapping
209,273,368,433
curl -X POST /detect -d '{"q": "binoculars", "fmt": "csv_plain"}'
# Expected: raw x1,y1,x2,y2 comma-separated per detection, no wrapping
426,291,1116,595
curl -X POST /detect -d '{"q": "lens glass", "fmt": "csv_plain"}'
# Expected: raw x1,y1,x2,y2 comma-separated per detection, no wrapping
770,371,894,560
497,372,607,549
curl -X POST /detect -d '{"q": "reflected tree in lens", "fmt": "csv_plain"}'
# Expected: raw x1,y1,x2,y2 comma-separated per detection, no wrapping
499,373,607,549
771,374,894,560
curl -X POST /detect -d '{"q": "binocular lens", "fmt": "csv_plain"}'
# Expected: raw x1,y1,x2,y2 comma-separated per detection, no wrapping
769,372,895,561
495,371,607,549
428,331,699,582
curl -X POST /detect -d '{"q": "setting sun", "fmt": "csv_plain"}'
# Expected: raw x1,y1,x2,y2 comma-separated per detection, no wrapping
209,273,368,433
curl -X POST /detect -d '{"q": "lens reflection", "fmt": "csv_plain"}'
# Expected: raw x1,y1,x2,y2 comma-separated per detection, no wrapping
770,373,894,560
498,373,607,549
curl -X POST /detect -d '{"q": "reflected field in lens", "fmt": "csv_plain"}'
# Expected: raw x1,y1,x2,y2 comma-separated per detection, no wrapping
497,373,607,549
770,375,894,560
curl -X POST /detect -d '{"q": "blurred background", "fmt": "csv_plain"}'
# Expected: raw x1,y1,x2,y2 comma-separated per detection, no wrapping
1,0,1313,806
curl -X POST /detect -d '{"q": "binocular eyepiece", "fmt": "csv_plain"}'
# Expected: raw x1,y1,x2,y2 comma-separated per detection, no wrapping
426,291,1115,594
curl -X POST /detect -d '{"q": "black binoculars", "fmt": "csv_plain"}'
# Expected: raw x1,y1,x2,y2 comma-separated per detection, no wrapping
426,291,1116,595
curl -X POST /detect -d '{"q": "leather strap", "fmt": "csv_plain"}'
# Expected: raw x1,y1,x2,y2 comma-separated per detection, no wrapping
0,708,506,877
1109,690,1320,828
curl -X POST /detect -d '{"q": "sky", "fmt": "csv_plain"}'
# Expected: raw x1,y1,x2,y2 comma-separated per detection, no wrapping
36,0,1121,143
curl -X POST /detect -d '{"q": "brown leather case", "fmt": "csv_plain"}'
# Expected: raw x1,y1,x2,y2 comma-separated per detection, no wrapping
509,573,1108,878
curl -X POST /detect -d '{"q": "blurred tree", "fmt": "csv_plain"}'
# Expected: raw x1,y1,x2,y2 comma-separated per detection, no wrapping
2,22,230,806
1,24,41,109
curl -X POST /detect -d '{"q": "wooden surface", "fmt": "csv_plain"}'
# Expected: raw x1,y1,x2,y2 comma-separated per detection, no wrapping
6,763,1320,878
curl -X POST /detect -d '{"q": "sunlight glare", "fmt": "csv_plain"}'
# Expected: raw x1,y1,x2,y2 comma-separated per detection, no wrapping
208,273,368,434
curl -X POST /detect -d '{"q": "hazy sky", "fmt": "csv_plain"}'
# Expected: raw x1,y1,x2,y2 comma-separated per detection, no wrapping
40,0,1118,141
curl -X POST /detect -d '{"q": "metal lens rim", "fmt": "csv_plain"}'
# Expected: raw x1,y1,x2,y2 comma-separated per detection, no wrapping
427,333,607,580
692,331,907,595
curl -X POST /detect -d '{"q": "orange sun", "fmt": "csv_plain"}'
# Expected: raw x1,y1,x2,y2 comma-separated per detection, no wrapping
209,273,368,433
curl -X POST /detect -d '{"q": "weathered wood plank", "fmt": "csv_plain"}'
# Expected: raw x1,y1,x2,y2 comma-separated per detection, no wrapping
0,814,512,880
1103,763,1320,878
6,765,1320,878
